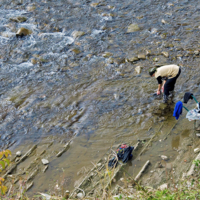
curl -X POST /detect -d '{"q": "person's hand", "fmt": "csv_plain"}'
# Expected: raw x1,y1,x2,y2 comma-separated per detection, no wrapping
161,86,164,93
157,90,161,95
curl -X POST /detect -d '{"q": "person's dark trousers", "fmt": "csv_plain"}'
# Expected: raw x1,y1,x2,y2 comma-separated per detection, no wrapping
164,67,181,96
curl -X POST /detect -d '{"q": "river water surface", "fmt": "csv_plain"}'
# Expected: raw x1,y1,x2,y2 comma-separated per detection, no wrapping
0,0,200,196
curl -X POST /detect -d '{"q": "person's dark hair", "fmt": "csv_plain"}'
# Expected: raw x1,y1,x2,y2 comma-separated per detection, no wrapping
149,67,157,76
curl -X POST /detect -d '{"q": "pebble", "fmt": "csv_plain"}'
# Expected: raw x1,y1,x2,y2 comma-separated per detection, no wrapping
135,66,141,74
41,159,49,165
77,192,84,199
16,151,22,157
158,183,168,190
161,155,168,160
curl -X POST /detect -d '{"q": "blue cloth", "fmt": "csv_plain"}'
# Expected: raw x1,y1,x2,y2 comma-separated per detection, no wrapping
173,101,183,120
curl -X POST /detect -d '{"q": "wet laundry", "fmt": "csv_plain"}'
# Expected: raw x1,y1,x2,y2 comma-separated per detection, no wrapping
108,144,134,168
173,101,183,120
184,92,193,104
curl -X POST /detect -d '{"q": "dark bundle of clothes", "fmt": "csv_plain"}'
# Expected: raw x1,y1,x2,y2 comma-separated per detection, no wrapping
108,144,134,168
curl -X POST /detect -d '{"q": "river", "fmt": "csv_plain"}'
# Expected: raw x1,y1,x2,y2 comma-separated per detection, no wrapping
0,0,200,197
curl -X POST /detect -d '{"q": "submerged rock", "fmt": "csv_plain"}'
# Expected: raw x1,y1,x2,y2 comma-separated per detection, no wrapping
162,51,169,58
127,23,140,32
16,27,32,37
71,31,85,39
10,16,27,23
135,66,141,74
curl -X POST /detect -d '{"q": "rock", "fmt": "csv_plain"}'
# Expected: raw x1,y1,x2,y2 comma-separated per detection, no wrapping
138,54,146,59
127,23,140,32
158,183,168,190
97,163,102,167
77,192,84,199
128,56,139,62
161,155,168,160
194,148,200,153
10,16,27,23
162,51,169,58
41,159,49,165
16,151,22,157
90,3,99,7
43,165,48,173
145,50,151,56
31,58,37,65
161,19,167,24
64,190,70,199
194,50,199,55
27,5,36,11
16,27,32,37
102,52,113,58
71,31,85,39
135,66,141,74
150,28,158,34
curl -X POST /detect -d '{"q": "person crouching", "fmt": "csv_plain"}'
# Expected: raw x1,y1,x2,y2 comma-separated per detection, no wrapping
149,64,181,103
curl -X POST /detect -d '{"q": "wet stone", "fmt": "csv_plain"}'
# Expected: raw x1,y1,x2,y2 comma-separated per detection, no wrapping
138,54,146,60
161,155,168,160
16,151,22,157
16,27,32,37
41,159,49,165
71,31,85,39
127,23,140,32
10,16,27,23
162,51,169,58
135,66,141,74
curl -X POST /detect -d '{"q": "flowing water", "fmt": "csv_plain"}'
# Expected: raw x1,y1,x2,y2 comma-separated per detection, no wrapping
0,0,200,196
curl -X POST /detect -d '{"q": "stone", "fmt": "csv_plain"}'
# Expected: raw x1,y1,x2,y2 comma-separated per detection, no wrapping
10,16,27,23
138,54,146,59
64,190,70,199
197,133,200,137
71,31,85,39
97,163,102,167
161,155,168,160
158,183,168,190
77,193,84,199
127,23,140,32
161,19,167,24
194,148,200,153
41,159,49,165
16,27,32,37
135,66,141,74
194,50,199,55
162,51,169,58
16,151,22,157
102,52,113,58
128,56,139,62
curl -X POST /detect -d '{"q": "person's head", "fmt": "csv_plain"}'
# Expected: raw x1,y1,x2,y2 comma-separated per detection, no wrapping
149,67,157,76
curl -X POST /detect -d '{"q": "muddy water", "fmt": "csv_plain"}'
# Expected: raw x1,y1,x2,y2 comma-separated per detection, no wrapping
0,0,200,196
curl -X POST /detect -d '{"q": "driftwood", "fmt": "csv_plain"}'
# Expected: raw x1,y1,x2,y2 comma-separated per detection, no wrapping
135,160,150,181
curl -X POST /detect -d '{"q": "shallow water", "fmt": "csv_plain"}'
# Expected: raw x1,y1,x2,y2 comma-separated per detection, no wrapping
0,0,200,196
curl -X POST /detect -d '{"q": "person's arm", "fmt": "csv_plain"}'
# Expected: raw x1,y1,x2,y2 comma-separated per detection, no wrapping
157,84,162,95
162,80,166,92
156,76,162,95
